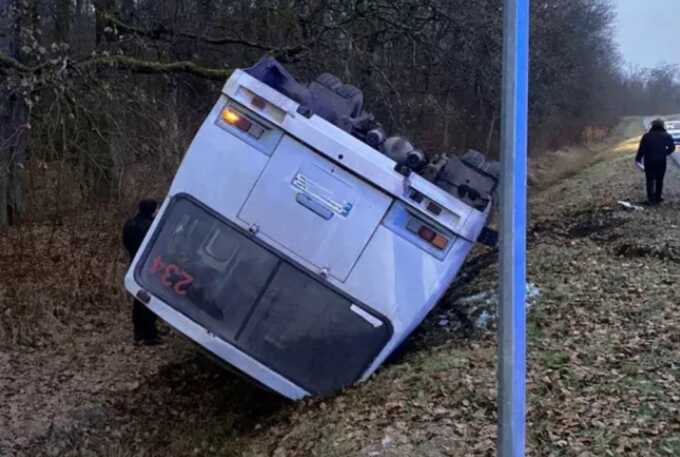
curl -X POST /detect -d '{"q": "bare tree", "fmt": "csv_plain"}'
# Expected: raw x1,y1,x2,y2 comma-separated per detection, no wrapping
2,0,677,225
55,0,71,43
0,0,28,226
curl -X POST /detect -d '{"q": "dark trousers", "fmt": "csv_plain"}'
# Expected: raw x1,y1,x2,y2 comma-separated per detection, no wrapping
645,161,666,203
133,298,158,341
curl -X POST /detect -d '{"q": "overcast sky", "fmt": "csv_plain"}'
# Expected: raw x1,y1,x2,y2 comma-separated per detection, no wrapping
614,0,680,69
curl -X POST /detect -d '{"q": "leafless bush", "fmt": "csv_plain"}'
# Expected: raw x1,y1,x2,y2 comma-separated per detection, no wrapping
0,212,129,348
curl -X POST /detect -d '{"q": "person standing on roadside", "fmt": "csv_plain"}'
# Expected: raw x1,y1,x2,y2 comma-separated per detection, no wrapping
636,119,676,205
123,199,161,345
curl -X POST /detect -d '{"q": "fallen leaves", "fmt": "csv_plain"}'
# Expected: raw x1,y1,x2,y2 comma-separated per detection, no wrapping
4,142,680,457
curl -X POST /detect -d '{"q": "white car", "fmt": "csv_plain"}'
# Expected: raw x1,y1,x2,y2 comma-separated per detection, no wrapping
666,121,680,145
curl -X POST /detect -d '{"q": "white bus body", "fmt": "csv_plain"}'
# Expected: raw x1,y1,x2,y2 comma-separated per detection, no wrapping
124,58,497,399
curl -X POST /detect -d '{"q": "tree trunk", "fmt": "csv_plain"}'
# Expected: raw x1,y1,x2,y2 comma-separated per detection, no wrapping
75,0,85,20
121,0,136,24
0,0,29,227
94,0,116,45
55,0,71,42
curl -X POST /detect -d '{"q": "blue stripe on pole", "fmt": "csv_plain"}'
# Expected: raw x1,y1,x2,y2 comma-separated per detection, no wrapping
512,0,529,456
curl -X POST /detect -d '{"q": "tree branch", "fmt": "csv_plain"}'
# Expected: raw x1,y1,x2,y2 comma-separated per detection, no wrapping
79,55,233,80
0,51,233,81
103,13,307,58
0,51,30,72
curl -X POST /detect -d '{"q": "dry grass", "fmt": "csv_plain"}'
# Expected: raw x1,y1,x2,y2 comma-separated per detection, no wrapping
529,117,645,190
4,117,680,457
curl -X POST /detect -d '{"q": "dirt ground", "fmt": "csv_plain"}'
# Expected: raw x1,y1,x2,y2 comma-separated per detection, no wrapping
2,119,680,457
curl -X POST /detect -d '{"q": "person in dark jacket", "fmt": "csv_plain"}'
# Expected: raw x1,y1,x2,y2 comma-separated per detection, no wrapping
636,119,676,204
123,199,160,345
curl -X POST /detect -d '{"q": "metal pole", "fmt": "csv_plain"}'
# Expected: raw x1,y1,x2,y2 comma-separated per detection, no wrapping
498,0,529,456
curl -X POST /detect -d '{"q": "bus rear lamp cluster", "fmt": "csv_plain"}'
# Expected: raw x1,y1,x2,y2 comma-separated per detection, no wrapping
406,217,450,250
221,107,265,139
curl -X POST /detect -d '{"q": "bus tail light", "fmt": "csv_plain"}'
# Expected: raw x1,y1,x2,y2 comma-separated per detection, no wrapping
221,107,265,139
407,217,450,251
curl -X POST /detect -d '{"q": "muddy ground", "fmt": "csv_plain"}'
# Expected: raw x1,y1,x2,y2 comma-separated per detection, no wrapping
2,122,680,457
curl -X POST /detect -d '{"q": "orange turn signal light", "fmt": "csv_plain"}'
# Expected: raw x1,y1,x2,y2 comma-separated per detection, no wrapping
431,234,449,250
222,108,252,131
407,216,450,251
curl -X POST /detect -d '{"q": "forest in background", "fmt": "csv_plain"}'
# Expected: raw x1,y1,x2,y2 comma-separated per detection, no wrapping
1,0,680,228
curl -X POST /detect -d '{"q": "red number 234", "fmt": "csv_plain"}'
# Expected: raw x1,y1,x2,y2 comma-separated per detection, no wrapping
149,256,193,295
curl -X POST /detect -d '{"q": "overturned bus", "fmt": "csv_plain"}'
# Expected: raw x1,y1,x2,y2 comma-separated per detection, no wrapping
124,56,499,399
